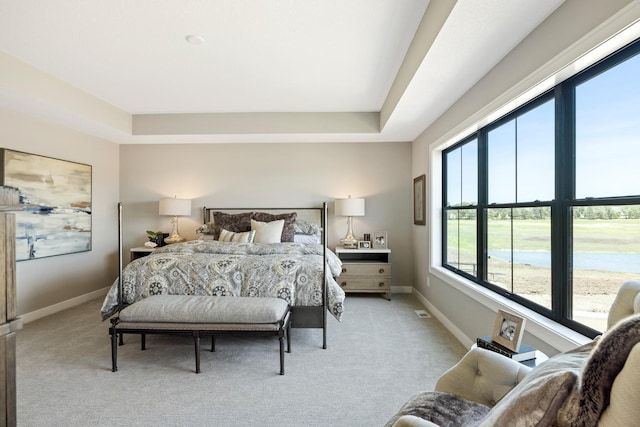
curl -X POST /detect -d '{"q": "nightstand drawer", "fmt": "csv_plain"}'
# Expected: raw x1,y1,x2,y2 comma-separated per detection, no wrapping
340,263,391,277
338,278,390,291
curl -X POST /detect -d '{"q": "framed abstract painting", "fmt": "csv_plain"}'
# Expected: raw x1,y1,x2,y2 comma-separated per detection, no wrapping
0,149,92,261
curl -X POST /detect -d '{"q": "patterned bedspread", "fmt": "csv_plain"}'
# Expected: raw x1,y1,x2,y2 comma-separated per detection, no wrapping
101,240,344,321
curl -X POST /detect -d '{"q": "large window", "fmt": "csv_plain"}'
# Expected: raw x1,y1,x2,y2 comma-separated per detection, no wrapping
442,38,640,337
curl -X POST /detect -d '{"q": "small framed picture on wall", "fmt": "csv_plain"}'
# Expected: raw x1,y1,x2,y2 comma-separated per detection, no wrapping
414,174,426,225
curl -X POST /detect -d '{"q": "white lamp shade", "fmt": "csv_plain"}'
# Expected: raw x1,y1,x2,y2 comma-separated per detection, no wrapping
159,198,191,216
335,197,365,217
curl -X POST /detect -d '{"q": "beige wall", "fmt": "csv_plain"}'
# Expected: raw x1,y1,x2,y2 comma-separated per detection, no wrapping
412,0,640,355
119,142,413,289
0,107,120,317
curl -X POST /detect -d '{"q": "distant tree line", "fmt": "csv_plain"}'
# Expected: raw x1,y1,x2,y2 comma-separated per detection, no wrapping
448,205,640,220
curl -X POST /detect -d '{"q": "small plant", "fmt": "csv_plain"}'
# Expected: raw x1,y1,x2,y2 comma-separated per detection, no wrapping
146,230,163,242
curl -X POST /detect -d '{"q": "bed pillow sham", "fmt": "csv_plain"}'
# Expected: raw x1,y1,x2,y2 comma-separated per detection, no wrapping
294,219,321,236
251,219,285,243
252,212,297,242
211,211,254,240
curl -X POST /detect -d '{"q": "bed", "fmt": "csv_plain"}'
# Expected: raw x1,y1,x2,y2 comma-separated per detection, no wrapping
101,204,344,348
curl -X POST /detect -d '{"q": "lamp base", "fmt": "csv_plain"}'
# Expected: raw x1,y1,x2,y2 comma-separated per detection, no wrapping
340,216,358,249
164,215,185,244
340,237,358,249
164,234,186,244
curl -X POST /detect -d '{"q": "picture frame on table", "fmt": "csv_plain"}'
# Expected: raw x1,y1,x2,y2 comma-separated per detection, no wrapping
372,232,387,249
358,240,371,249
413,174,426,226
492,309,526,352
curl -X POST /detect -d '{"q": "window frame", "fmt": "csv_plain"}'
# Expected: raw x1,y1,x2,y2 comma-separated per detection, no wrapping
441,37,640,338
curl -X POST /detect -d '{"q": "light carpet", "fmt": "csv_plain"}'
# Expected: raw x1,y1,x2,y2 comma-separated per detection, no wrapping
16,293,467,426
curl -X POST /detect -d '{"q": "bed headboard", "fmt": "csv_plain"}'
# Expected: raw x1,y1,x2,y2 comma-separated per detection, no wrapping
201,203,328,245
202,206,324,228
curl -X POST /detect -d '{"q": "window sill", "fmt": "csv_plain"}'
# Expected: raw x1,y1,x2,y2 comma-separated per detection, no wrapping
430,266,592,353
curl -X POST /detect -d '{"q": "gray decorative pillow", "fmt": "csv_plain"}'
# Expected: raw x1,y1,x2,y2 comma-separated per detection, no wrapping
196,222,214,235
252,212,297,242
385,391,490,427
294,219,321,235
557,314,640,427
212,211,254,240
479,342,595,427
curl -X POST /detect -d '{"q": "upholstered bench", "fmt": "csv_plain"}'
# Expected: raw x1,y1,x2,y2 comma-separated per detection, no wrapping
109,295,291,374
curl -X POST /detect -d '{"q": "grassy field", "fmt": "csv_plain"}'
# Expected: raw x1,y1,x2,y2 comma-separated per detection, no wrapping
447,218,640,329
449,218,640,252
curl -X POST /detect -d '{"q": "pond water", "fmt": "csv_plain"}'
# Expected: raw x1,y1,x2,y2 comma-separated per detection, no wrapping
488,250,640,274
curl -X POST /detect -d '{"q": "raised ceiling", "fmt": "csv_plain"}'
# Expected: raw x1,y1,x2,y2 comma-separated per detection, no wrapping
0,0,565,143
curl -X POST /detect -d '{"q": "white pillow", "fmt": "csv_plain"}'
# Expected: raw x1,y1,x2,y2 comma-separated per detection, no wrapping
251,219,284,243
218,228,255,243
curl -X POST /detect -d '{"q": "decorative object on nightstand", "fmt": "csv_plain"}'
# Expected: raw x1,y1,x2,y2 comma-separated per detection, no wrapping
335,247,391,300
146,230,169,247
492,309,526,352
372,231,387,249
159,196,191,244
334,195,365,249
358,240,371,249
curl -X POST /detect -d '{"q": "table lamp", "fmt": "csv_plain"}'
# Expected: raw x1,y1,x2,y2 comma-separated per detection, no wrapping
159,196,191,244
335,195,365,249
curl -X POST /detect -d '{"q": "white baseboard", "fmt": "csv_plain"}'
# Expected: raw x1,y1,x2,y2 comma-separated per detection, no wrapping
20,286,110,324
391,285,413,294
412,288,474,349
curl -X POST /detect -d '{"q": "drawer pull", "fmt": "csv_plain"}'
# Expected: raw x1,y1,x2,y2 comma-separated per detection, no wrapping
341,282,347,287
342,268,347,273
379,282,385,287
379,268,385,274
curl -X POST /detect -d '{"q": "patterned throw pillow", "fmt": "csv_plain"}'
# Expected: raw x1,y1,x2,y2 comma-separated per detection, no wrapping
294,219,321,235
212,211,254,240
218,229,255,243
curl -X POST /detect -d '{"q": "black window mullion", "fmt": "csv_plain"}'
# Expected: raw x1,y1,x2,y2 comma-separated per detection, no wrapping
552,84,575,323
442,150,449,266
477,132,487,282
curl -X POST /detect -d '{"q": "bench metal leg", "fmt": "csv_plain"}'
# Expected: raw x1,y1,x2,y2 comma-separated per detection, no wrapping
279,334,285,375
193,331,201,374
141,333,146,350
110,320,118,372
211,335,215,352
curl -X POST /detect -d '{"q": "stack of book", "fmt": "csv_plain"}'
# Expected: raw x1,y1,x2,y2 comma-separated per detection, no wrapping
476,336,537,362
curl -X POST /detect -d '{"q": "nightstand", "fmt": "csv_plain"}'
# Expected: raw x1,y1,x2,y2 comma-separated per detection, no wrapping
130,246,155,261
335,247,391,300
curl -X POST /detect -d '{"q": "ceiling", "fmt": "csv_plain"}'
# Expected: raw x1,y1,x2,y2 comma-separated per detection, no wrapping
0,0,565,144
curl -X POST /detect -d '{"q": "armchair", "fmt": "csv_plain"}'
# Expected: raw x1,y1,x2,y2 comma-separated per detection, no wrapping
386,281,640,427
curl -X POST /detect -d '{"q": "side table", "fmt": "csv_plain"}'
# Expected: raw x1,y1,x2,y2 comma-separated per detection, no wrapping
335,247,391,300
130,246,155,262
